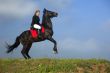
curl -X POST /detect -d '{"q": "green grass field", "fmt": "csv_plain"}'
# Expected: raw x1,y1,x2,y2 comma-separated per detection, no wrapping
0,58,110,73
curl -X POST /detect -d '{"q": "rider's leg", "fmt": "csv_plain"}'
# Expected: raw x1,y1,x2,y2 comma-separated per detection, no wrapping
33,24,41,35
33,24,41,29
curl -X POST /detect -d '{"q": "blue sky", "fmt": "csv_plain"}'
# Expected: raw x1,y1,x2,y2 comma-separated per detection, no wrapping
0,0,110,60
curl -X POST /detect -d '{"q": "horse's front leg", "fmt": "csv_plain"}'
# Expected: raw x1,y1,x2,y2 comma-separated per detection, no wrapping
47,37,58,54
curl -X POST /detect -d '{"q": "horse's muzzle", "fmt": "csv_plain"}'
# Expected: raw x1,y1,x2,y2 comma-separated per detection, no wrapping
56,13,58,17
54,13,58,17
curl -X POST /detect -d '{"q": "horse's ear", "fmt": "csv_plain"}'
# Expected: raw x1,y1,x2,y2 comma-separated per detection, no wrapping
44,8,46,10
43,8,46,13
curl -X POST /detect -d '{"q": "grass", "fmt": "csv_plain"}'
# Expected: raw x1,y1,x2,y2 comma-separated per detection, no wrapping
0,58,110,73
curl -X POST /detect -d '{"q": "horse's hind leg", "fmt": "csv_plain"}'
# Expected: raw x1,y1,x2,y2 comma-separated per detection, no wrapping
21,46,27,59
25,43,32,59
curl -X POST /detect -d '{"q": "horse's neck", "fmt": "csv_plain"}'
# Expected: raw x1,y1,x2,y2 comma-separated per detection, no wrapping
47,18,53,29
42,16,53,29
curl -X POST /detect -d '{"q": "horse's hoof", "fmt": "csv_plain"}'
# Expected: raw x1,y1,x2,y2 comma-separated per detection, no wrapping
53,51,58,54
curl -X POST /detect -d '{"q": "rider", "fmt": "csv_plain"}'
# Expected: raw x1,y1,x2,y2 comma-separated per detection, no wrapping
30,10,42,36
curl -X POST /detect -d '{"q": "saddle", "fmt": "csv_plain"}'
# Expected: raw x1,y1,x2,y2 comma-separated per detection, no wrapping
30,26,45,38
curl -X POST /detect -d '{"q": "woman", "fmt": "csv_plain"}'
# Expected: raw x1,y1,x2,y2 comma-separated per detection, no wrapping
31,10,41,35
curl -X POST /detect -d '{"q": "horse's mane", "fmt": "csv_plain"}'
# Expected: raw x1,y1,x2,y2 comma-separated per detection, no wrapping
42,13,46,27
42,10,52,29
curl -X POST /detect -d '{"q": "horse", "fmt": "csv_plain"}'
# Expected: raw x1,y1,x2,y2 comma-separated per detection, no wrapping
6,8,58,59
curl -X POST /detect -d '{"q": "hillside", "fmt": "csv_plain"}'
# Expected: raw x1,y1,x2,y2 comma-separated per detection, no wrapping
0,58,110,73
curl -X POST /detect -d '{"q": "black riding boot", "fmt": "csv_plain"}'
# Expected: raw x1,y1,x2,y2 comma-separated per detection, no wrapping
38,29,42,38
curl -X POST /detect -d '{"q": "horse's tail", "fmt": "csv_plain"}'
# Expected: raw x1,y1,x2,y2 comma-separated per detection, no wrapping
6,36,20,53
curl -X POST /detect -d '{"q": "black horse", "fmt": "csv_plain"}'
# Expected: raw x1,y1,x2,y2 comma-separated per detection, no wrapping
6,8,58,59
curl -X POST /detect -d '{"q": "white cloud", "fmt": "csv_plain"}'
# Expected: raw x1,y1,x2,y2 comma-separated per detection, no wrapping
0,0,38,18
58,38,99,51
0,0,72,23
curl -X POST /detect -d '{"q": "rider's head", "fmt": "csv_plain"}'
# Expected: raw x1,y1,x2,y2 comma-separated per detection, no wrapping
34,10,40,16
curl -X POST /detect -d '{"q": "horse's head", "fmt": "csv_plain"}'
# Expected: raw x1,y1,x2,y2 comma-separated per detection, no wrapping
43,8,58,18
42,8,58,28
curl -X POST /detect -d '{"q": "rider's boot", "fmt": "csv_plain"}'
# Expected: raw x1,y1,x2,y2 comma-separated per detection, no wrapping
38,29,42,38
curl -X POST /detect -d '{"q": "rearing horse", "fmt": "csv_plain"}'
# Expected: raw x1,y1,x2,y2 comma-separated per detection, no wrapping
6,8,58,59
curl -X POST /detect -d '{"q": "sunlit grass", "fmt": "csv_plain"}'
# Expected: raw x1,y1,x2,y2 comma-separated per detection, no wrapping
0,58,110,73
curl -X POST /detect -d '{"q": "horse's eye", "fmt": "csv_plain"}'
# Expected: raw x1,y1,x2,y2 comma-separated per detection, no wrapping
49,13,52,16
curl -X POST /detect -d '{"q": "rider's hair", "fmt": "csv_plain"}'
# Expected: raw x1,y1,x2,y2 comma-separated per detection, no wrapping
34,10,40,16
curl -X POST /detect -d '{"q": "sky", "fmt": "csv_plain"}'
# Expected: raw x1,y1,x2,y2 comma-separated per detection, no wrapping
0,0,110,60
